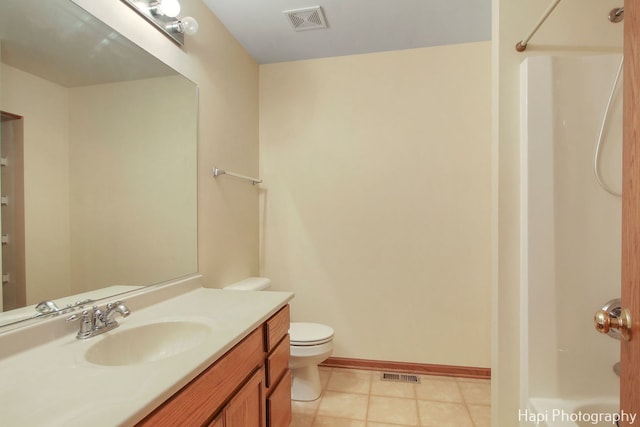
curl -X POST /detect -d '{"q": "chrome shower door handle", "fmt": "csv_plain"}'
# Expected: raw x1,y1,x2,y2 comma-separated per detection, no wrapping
594,298,632,341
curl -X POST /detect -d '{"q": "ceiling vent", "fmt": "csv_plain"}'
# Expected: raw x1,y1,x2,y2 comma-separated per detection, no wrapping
283,6,328,31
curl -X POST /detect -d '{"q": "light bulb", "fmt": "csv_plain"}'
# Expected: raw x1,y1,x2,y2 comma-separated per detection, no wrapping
158,0,181,18
180,16,199,35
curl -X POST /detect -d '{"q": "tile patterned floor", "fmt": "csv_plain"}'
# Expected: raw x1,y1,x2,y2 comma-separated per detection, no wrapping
291,367,490,427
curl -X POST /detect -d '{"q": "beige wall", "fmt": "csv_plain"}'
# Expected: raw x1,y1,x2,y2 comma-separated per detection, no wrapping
68,76,197,294
493,0,622,424
72,0,260,287
260,42,492,367
1,67,200,303
1,64,72,304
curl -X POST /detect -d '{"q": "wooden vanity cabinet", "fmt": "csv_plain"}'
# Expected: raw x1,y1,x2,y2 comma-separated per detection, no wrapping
136,305,291,427
264,306,292,427
215,367,266,427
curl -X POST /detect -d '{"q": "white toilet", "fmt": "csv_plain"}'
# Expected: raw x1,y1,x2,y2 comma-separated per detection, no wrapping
223,277,334,401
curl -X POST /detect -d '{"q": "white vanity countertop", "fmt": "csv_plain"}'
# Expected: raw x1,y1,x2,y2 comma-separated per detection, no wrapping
0,281,294,427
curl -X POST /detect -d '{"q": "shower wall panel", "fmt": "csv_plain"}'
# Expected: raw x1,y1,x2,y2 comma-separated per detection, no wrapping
521,55,622,402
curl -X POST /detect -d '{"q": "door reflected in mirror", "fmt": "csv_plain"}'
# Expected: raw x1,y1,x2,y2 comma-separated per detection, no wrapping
0,0,198,327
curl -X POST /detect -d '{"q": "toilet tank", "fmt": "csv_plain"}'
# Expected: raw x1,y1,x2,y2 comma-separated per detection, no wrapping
223,277,272,291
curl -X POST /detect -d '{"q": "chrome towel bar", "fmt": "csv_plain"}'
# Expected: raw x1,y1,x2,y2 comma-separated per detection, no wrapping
213,167,262,185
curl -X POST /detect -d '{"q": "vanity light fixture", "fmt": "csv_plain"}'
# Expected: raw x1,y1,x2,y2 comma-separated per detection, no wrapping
166,16,199,36
121,0,199,46
151,0,181,18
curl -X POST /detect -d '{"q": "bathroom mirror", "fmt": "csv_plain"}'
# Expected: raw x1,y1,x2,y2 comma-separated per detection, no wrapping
0,0,198,328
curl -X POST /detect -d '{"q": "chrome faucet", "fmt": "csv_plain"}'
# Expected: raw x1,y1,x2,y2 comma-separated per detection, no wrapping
35,300,60,314
66,301,130,339
36,299,94,317
101,301,131,327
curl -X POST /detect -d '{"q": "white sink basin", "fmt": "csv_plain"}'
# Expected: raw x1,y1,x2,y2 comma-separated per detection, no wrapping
85,321,212,366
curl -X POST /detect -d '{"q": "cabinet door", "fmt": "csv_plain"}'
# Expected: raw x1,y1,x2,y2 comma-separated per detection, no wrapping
267,370,292,427
208,414,224,427
225,367,266,427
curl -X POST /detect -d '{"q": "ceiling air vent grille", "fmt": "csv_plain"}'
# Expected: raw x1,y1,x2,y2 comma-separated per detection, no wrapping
283,6,328,31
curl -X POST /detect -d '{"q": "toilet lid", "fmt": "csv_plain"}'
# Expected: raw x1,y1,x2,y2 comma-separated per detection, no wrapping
289,322,334,346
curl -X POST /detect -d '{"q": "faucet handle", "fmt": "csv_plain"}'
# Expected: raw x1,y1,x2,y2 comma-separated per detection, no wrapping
66,310,94,339
66,310,88,323
106,301,127,310
92,305,105,326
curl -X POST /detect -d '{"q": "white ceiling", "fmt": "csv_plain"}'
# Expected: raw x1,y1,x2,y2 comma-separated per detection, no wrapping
202,0,491,64
0,0,177,88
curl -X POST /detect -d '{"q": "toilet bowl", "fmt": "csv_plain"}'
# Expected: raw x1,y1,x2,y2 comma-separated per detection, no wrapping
289,322,334,401
223,277,334,401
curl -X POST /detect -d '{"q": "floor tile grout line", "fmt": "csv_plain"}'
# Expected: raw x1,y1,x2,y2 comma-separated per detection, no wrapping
369,369,420,427
411,376,420,427
365,369,373,424
455,378,477,427
310,367,332,425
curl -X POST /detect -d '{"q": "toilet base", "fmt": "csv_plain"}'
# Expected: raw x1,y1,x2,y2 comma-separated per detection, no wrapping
291,364,322,401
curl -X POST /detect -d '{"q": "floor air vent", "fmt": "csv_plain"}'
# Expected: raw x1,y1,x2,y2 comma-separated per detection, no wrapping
381,372,421,384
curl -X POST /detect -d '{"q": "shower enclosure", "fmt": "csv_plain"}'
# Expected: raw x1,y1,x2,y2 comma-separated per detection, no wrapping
520,54,622,426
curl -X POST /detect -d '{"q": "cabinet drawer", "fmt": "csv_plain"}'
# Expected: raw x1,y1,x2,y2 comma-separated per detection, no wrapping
266,334,289,391
136,327,265,427
265,305,290,352
267,370,292,427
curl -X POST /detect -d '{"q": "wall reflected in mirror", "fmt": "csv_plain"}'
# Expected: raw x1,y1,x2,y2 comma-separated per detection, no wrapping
0,0,198,327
